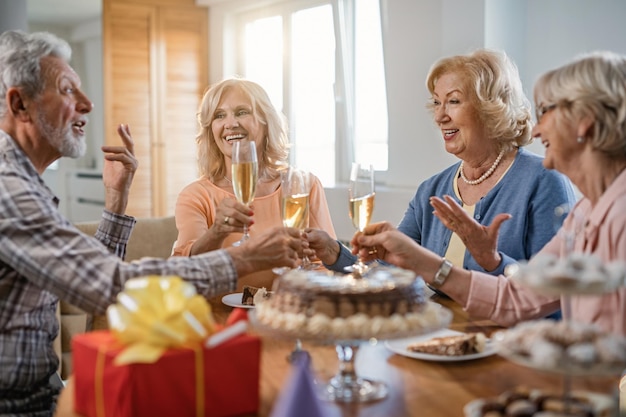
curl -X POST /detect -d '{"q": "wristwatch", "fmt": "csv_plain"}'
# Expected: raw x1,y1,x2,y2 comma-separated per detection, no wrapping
432,258,453,288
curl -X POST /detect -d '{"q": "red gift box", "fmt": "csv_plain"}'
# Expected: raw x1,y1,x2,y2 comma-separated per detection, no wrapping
73,330,260,417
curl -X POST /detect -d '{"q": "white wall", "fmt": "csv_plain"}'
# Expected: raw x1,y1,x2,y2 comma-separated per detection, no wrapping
340,0,626,240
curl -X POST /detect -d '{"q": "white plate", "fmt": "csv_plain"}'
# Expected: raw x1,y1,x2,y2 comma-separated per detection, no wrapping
221,293,255,309
384,328,496,362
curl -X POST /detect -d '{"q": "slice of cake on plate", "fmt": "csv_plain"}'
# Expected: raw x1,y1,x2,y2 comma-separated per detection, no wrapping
408,332,487,356
241,285,271,306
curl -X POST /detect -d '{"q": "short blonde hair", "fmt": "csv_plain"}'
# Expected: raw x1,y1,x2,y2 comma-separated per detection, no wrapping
534,51,626,158
426,49,533,150
196,78,289,181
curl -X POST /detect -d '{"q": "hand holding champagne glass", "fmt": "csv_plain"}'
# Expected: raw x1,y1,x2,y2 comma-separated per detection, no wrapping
346,163,375,275
231,140,258,246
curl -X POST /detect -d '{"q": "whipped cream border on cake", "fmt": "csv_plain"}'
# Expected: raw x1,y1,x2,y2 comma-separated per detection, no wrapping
256,300,450,340
254,268,452,340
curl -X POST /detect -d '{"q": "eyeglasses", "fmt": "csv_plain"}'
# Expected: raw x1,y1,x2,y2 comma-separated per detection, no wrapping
535,103,557,123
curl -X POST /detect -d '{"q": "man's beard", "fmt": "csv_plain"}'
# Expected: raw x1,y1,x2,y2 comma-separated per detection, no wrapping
37,112,87,158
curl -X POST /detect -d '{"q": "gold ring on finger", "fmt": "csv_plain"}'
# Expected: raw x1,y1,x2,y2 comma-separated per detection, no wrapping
224,216,230,225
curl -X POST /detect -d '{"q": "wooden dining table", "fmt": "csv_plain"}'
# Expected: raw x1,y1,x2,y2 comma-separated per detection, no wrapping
55,291,622,417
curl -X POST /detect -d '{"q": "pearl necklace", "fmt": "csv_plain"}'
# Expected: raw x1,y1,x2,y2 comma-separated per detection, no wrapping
459,149,506,185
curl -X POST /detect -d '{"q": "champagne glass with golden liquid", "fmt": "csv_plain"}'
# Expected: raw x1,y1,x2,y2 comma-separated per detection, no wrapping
277,166,313,363
345,163,375,275
273,167,311,275
231,140,258,246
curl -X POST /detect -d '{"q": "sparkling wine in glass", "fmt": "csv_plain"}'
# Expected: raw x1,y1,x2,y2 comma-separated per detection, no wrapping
273,167,312,275
345,163,375,275
231,140,258,246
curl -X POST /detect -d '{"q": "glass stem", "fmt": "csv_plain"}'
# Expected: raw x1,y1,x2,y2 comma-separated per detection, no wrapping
334,344,358,386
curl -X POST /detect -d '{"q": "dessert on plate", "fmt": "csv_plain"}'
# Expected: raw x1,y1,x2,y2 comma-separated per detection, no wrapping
408,332,487,356
511,253,626,294
464,386,614,417
494,319,626,373
241,285,271,306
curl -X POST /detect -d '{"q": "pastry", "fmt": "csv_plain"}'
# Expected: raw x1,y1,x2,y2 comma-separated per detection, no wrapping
407,332,487,356
241,285,271,306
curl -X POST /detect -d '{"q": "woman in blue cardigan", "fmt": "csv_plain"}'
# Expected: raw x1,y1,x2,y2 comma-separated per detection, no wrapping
307,49,576,284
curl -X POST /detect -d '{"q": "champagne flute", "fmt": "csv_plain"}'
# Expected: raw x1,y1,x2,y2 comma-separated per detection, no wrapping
345,163,375,275
281,167,321,270
273,167,311,275
231,140,258,246
276,167,314,363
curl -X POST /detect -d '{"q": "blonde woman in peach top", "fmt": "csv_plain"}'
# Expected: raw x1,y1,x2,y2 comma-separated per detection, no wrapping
173,78,336,290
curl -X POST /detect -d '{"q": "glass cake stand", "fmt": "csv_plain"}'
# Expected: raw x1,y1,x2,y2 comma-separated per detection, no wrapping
249,304,452,403
324,341,386,402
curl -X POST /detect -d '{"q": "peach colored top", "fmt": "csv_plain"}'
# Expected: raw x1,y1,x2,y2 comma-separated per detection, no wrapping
173,175,336,291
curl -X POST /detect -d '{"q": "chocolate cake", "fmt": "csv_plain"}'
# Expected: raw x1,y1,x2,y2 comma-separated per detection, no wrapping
255,267,451,340
408,332,487,356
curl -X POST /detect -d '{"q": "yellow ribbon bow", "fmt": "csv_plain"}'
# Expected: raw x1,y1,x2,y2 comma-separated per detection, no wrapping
107,276,217,365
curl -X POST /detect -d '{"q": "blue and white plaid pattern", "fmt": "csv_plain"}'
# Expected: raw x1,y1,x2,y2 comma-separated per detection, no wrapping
0,130,237,415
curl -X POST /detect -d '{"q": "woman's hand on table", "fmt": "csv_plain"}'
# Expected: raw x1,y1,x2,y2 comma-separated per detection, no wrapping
430,195,510,271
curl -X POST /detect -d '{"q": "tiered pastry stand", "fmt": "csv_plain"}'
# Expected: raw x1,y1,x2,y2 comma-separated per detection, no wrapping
494,260,625,413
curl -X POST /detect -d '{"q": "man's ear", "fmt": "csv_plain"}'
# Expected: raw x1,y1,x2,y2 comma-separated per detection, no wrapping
7,88,32,121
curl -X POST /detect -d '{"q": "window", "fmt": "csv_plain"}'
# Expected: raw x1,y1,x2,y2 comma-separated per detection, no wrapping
235,0,388,186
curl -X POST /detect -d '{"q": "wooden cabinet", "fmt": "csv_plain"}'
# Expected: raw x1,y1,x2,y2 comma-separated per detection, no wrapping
103,0,208,217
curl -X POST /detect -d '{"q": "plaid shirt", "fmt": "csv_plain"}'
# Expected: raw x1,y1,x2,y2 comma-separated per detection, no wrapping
0,130,238,416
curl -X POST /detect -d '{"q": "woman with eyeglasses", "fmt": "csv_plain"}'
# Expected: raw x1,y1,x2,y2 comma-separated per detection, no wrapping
353,50,626,336
308,49,576,296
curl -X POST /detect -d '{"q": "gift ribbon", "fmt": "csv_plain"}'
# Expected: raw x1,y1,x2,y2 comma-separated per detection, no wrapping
106,276,217,365
93,342,206,417
95,345,106,417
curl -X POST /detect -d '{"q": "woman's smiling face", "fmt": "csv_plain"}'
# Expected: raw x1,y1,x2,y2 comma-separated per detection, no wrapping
211,86,266,160
431,72,489,159
531,103,580,174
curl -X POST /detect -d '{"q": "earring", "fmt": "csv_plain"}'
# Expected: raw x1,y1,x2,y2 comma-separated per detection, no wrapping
576,136,584,143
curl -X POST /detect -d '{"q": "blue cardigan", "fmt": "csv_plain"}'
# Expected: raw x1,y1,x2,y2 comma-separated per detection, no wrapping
328,148,578,275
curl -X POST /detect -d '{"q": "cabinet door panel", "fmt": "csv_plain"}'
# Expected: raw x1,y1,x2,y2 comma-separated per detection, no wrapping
156,7,208,216
104,2,156,217
104,1,208,218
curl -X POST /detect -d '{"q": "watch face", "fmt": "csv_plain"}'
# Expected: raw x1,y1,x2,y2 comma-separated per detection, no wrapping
433,259,452,287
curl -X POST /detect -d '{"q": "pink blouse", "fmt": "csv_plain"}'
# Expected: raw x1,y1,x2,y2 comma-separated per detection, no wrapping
466,169,626,336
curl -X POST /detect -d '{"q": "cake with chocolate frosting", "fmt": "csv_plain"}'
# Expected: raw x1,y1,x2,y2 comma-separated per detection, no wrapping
255,267,450,340
408,332,487,356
